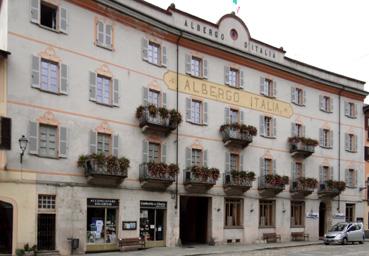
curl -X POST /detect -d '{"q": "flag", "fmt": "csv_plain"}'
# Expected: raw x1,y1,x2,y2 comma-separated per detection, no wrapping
233,0,238,4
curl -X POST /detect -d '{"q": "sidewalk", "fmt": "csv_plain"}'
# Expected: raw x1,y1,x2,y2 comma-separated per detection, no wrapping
88,240,322,256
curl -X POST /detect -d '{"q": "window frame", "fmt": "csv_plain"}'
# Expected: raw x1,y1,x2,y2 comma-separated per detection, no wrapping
148,142,161,163
228,68,240,88
147,41,161,66
264,78,274,98
191,148,203,167
292,87,305,106
38,124,58,159
95,19,114,50
229,109,239,124
224,198,243,228
291,201,305,228
95,74,112,106
191,56,203,77
230,153,240,171
148,89,161,108
259,200,275,228
40,1,58,31
40,58,60,94
191,99,203,125
96,132,112,156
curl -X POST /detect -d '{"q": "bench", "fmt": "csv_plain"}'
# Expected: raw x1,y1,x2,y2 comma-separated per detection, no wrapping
118,238,144,251
262,233,281,243
291,232,309,241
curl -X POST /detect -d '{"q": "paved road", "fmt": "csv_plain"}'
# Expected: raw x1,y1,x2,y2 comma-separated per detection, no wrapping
212,243,369,256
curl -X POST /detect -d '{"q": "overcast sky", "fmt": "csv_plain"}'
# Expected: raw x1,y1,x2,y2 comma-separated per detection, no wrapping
145,0,369,100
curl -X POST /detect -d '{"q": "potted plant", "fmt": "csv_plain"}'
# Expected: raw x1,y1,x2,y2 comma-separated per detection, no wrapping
158,107,169,119
16,244,36,256
135,105,145,119
245,171,256,181
147,104,157,117
169,109,182,127
168,164,179,177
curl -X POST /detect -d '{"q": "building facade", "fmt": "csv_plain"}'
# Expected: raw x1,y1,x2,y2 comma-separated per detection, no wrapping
0,0,367,255
363,105,369,230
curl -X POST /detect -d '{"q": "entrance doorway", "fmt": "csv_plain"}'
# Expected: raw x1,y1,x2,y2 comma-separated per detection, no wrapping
0,201,13,254
319,202,326,237
180,196,209,245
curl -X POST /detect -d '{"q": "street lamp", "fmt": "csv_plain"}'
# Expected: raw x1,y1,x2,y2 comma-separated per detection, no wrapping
18,135,28,164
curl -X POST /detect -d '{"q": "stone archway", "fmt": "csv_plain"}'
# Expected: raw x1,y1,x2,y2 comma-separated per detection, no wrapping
0,197,17,256
0,201,13,254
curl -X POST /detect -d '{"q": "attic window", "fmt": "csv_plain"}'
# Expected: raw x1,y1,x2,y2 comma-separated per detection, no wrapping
230,29,238,41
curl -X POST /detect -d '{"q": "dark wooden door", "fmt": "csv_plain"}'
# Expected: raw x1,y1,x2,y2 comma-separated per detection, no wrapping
37,214,56,250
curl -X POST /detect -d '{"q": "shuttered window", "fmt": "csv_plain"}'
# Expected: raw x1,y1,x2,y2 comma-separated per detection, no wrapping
291,87,305,106
345,133,357,153
291,201,304,227
260,77,276,97
225,199,243,227
148,89,160,107
96,20,113,50
345,102,357,118
319,95,333,113
259,200,275,228
40,59,58,93
89,72,119,107
142,38,167,67
97,133,111,155
260,116,276,138
148,142,160,163
186,99,208,125
96,75,111,105
291,123,305,137
345,169,357,188
192,149,202,166
0,117,11,150
319,128,333,148
229,109,239,124
185,54,208,79
230,153,239,171
39,124,57,158
148,42,160,65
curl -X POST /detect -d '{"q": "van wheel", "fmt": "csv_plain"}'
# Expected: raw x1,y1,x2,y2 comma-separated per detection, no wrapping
342,238,348,245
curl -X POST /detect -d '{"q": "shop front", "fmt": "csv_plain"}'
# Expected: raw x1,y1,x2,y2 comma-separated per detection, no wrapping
140,200,167,248
86,198,119,252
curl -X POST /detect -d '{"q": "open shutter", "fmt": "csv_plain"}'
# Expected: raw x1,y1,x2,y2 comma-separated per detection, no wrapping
112,134,119,157
319,95,324,111
161,143,167,163
89,72,97,101
272,159,276,175
240,110,244,124
0,117,11,150
319,128,323,146
224,66,230,85
225,152,230,172
59,126,68,158
240,153,244,171
203,59,208,79
161,46,167,67
345,133,349,151
260,77,265,95
186,147,192,168
59,7,68,34
31,55,40,88
353,135,358,152
30,0,40,23
344,102,349,117
272,118,277,137
203,102,208,125
329,130,333,148
272,81,277,97
185,54,192,74
259,116,265,136
141,38,149,61
239,70,244,89
60,63,69,95
203,150,208,167
291,123,297,137
260,157,265,176
112,78,119,107
28,121,39,155
329,98,333,113
291,161,296,181
224,107,230,124
291,87,296,103
186,98,192,122
319,166,324,183
142,140,149,163
162,92,167,108
89,130,97,154
301,125,306,137
329,167,334,180
353,104,357,118
97,21,104,46
345,169,349,185
302,162,305,177
142,87,149,106
354,170,357,187
105,24,113,49
303,90,306,105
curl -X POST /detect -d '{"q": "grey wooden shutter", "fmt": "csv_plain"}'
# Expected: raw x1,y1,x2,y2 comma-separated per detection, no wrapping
345,169,349,185
303,90,306,105
224,107,230,124
272,81,277,97
329,130,333,148
161,143,167,163
112,78,119,107
60,63,68,95
291,87,296,103
105,24,113,49
31,55,40,88
260,77,265,95
329,167,334,180
354,170,357,187
58,126,68,158
162,92,167,108
162,46,167,67
186,98,192,122
240,111,244,124
224,66,230,85
259,116,265,136
319,129,323,146
272,159,276,175
143,87,149,106
89,130,97,154
97,21,104,45
59,7,68,34
0,117,11,150
291,123,297,137
185,54,192,74
30,0,40,23
272,118,277,137
239,70,244,89
291,161,296,181
354,104,357,118
28,121,39,155
203,102,208,125
112,134,119,157
225,152,230,172
203,59,208,79
186,147,192,168
302,125,306,137
203,150,208,167
141,38,149,61
344,102,349,117
345,133,349,151
319,166,324,183
240,153,244,171
302,162,305,177
260,157,265,176
353,135,357,152
329,98,333,113
142,139,149,163
319,95,324,111
89,72,97,101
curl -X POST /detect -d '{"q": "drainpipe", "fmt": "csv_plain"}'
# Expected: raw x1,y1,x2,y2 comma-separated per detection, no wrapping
337,88,344,212
175,32,183,210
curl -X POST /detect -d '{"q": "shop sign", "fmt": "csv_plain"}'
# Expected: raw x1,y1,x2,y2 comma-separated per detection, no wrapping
140,200,167,209
87,198,119,207
122,221,137,230
333,213,345,219
306,211,319,219
164,71,293,118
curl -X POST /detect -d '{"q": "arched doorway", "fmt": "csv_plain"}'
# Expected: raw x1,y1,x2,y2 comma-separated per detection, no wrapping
319,202,326,238
0,201,13,254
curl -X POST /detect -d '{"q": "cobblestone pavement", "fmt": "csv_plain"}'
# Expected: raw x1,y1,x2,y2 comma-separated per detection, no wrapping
211,243,369,256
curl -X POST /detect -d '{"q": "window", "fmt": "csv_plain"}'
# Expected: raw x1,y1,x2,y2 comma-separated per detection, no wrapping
345,169,357,188
38,195,56,209
185,54,208,78
291,87,305,106
295,162,303,178
225,67,244,88
192,148,202,166
191,100,201,124
365,146,369,161
191,57,202,77
345,204,355,222
142,39,167,67
260,77,276,97
319,166,332,183
40,2,57,30
39,124,57,158
0,117,11,150
148,42,161,65
186,98,208,125
40,59,59,93
319,128,333,148
229,109,239,124
345,133,357,153
260,116,276,138
291,123,305,137
225,199,243,227
261,158,274,176
148,89,161,107
320,95,333,113
291,201,305,227
96,20,113,49
229,68,239,87
230,153,239,171
97,133,111,155
37,195,56,251
259,200,275,228
345,102,357,118
148,142,160,163
95,75,112,105
31,1,67,33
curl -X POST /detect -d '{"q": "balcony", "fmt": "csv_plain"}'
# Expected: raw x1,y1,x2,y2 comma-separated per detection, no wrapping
223,171,255,195
183,167,219,193
258,174,288,197
139,162,177,191
219,124,257,148
290,177,317,198
288,137,318,159
136,105,181,136
80,155,129,186
318,180,346,199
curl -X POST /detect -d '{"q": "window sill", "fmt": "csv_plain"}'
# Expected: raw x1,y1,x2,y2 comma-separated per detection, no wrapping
320,109,333,114
37,24,63,34
34,87,65,96
144,60,166,68
292,102,305,107
90,100,117,108
260,135,276,139
259,226,276,229
290,225,305,228
225,83,241,89
186,73,206,80
345,150,357,153
224,226,244,230
187,120,207,126
34,154,59,160
261,94,276,99
319,145,332,149
345,115,357,119
95,43,114,51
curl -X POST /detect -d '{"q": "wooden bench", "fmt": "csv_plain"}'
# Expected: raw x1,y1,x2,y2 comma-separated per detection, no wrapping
118,238,144,251
262,233,281,243
291,232,309,241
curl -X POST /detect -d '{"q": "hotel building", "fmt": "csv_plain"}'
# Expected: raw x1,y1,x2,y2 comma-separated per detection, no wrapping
0,0,367,254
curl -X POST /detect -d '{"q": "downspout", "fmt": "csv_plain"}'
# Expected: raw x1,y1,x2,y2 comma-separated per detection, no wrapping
337,88,344,212
175,31,183,210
